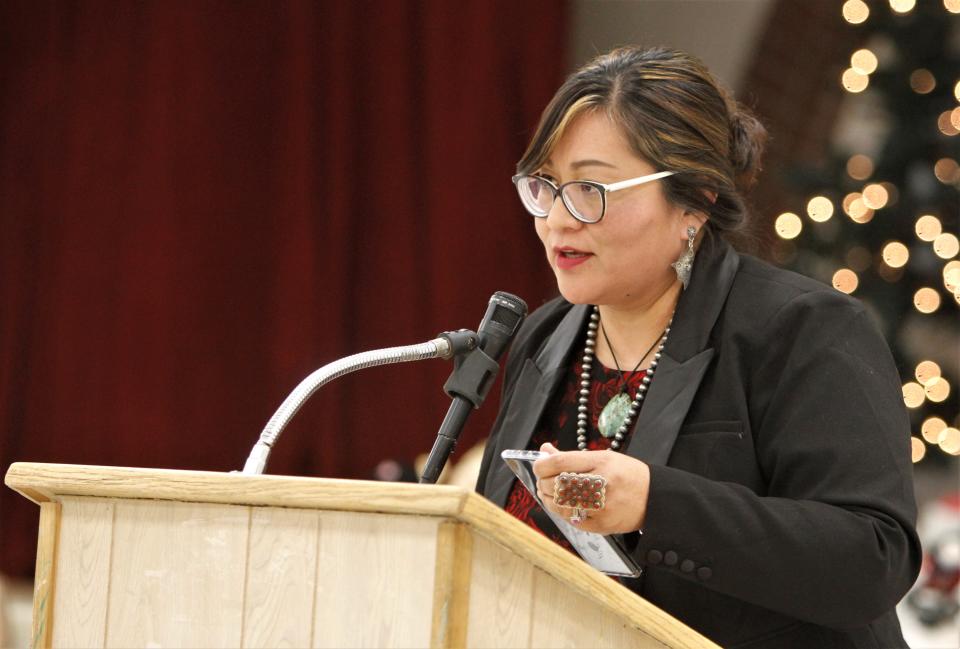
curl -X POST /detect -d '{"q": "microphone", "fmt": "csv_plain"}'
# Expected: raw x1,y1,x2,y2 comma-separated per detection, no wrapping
419,292,528,484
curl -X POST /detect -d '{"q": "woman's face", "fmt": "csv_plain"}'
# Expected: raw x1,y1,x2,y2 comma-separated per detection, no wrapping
533,110,700,310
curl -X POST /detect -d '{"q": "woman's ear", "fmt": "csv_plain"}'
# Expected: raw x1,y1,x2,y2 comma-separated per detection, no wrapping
681,209,708,237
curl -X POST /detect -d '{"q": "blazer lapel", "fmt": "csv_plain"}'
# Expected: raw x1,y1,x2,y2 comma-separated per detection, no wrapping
625,238,740,466
483,304,590,507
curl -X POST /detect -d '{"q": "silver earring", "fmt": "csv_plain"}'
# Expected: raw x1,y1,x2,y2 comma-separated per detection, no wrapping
671,226,697,289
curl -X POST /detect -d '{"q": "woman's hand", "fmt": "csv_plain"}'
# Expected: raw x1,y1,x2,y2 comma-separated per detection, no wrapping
533,442,651,534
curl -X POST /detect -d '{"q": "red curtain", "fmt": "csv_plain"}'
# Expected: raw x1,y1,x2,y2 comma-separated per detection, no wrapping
0,1,566,577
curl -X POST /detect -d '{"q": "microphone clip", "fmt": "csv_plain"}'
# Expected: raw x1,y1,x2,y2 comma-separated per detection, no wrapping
438,330,500,409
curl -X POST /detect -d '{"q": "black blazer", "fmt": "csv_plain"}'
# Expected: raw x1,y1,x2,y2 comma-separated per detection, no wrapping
476,237,921,649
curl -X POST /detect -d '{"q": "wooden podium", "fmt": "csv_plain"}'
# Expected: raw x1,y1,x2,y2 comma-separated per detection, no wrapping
5,462,717,649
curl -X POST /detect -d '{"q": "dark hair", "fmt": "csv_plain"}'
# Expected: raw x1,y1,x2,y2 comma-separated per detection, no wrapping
518,46,768,239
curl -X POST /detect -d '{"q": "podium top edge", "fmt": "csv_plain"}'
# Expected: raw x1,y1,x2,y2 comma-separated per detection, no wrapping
4,461,475,518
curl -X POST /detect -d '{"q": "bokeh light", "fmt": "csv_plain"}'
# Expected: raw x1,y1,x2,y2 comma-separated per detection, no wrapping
946,0,960,14
832,269,859,294
843,192,874,223
939,110,960,137
913,287,941,313
889,0,916,12
915,214,942,241
850,49,878,75
939,428,960,455
911,436,926,463
934,233,960,259
934,158,960,184
910,69,936,94
775,212,802,239
861,183,889,209
925,378,951,403
807,196,834,222
881,241,909,268
842,68,870,93
915,361,942,386
902,382,925,408
846,154,874,180
843,0,870,23
943,261,960,291
922,417,948,443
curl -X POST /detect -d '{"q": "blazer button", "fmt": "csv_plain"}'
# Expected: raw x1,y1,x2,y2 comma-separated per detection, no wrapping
664,551,678,566
697,566,713,581
646,550,663,565
680,559,695,573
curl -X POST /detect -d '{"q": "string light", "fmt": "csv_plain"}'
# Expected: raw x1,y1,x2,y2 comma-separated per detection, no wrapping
913,287,941,313
902,382,925,408
925,377,951,403
944,261,960,291
882,241,909,268
807,196,834,222
775,212,802,239
910,69,936,94
934,233,960,259
915,214,942,241
939,111,960,137
922,416,947,443
846,154,874,180
832,269,859,293
850,49,878,75
939,428,960,455
916,361,942,386
843,0,870,23
889,0,916,12
842,68,870,93
911,436,926,463
934,158,960,184
862,183,889,209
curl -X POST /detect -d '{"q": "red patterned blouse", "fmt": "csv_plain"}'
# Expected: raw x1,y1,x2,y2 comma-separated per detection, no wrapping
503,355,646,554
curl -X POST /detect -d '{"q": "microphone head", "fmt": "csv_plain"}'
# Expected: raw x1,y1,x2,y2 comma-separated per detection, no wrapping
477,292,528,361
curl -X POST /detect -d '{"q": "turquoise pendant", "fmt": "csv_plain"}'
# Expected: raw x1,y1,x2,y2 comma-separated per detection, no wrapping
598,392,632,438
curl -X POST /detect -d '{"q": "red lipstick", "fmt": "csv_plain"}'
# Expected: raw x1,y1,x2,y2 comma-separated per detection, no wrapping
554,246,593,270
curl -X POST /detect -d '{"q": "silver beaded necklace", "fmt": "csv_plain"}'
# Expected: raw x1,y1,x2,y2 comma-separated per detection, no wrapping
576,306,673,450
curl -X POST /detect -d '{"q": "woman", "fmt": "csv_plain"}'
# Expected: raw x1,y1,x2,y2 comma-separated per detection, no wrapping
475,46,921,648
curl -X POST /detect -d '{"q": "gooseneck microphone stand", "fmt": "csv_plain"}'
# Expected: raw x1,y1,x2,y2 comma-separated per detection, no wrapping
239,292,526,477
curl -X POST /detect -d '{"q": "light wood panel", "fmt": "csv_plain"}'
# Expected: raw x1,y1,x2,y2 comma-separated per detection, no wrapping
51,497,114,649
31,502,60,649
466,532,534,648
243,506,320,648
105,499,249,648
313,511,438,649
430,521,473,649
530,569,665,649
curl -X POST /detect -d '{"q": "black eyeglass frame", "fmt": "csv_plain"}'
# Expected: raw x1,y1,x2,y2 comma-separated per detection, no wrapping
511,171,676,224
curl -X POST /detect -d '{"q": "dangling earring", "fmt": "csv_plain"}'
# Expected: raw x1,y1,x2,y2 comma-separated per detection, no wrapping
671,226,697,289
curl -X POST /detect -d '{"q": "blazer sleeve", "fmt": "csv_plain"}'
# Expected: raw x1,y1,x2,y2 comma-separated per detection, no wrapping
631,291,922,630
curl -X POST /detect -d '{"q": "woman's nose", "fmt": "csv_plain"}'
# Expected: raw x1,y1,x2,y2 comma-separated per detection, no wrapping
544,193,583,230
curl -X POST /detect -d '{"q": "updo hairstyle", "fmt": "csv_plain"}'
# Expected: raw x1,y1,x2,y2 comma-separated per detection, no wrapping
517,46,768,239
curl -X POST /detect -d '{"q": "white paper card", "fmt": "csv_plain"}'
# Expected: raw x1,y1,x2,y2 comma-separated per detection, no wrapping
501,449,640,577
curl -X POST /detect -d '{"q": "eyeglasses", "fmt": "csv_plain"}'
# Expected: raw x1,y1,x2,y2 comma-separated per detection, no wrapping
511,170,675,224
